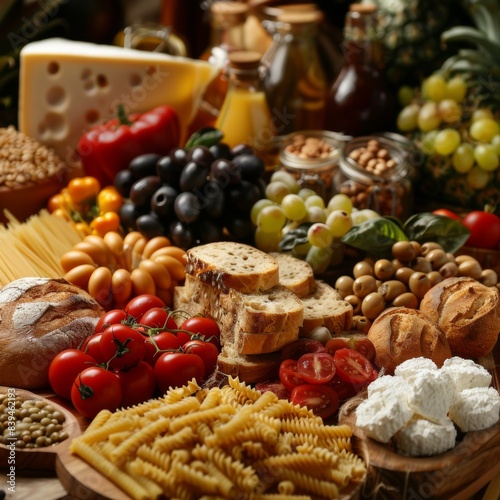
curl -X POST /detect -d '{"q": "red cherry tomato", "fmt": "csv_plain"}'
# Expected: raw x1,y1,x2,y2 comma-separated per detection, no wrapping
82,333,107,364
143,331,182,367
139,307,178,330
297,352,336,384
115,361,156,408
124,294,166,322
71,366,122,419
432,209,461,221
48,349,97,400
183,339,219,379
325,334,376,363
99,324,146,370
95,309,128,333
255,381,290,400
461,210,500,249
154,352,205,394
289,384,340,420
328,375,360,402
333,348,373,385
179,316,221,348
280,338,326,361
279,359,307,392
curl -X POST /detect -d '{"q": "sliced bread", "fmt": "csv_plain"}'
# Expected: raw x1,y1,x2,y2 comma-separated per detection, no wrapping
300,280,353,336
185,242,280,294
269,252,316,298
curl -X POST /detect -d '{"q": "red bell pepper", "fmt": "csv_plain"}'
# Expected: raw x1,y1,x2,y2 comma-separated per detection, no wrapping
77,105,180,186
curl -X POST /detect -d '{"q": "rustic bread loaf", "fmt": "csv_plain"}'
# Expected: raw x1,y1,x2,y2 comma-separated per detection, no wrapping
185,241,280,294
269,252,316,298
0,277,103,390
300,281,353,336
367,306,452,374
419,276,500,358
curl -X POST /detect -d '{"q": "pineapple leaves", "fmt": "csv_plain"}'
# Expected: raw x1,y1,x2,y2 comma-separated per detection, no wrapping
441,26,500,60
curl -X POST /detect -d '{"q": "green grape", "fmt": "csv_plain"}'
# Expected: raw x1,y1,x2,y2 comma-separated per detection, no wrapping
282,221,300,235
297,188,317,200
474,144,499,171
306,245,333,274
396,103,420,132
434,128,461,156
351,208,381,225
326,193,353,214
254,227,281,253
281,193,307,221
326,210,353,238
491,134,500,155
471,108,494,122
250,198,274,225
467,166,491,190
418,102,442,132
438,99,461,123
265,181,291,203
452,143,475,173
446,76,467,103
425,74,448,102
257,205,287,233
469,118,500,143
398,85,415,107
307,223,334,249
270,170,300,193
305,195,325,209
306,205,327,223
421,130,439,155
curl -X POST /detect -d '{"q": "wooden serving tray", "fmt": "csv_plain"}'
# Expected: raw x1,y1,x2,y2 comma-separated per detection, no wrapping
0,387,82,471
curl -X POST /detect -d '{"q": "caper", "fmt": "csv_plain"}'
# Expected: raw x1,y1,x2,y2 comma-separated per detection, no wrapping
353,260,374,278
344,294,361,314
408,271,432,299
458,260,483,279
395,266,414,284
352,315,372,334
335,275,354,298
377,280,408,302
352,275,378,299
478,269,498,287
361,292,386,320
425,249,450,270
427,271,444,286
392,292,419,309
374,259,395,280
392,241,416,263
439,261,458,279
411,256,433,274
420,242,444,256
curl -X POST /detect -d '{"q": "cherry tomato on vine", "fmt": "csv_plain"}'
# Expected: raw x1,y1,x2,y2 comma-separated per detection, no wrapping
179,316,221,348
297,352,336,385
82,333,107,363
71,366,122,419
461,210,500,249
95,309,128,333
333,348,373,385
143,331,182,367
183,339,219,378
279,359,307,392
154,352,205,394
289,384,339,420
432,208,461,221
115,361,156,408
100,324,146,370
48,349,97,400
139,307,177,330
124,294,166,322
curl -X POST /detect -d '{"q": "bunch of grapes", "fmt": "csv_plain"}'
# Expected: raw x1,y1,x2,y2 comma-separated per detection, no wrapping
113,143,266,249
250,171,380,273
396,74,500,207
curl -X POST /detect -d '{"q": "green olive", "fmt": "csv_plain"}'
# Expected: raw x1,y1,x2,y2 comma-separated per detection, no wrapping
377,280,408,302
479,269,498,287
395,266,414,285
361,292,386,320
392,292,419,309
352,315,372,334
411,256,432,274
344,294,361,315
353,260,374,278
439,261,458,279
425,249,450,270
335,275,354,298
458,260,483,279
408,271,432,299
352,275,378,299
392,241,416,263
374,259,395,281
420,241,444,256
427,271,444,286
410,240,422,256
455,254,476,265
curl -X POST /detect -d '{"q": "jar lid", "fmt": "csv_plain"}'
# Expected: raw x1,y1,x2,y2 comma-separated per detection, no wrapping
276,9,323,24
348,3,377,14
227,50,262,70
211,2,249,25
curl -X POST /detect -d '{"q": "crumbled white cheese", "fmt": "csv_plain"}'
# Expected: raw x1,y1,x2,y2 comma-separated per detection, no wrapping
367,374,412,399
441,356,492,392
394,357,438,384
394,417,457,457
355,391,413,443
448,387,500,432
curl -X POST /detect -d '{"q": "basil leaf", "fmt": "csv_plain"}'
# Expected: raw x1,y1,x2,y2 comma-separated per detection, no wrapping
184,127,223,150
341,218,408,258
279,223,312,252
404,212,470,253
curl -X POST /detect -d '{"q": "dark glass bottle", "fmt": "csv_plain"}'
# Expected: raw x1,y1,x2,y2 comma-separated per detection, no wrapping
324,3,395,136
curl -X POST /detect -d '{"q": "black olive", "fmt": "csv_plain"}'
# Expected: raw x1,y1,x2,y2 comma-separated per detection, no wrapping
151,185,178,217
196,180,225,218
192,218,224,244
231,143,254,157
179,161,209,192
210,158,241,187
174,191,201,224
128,153,161,179
209,142,232,160
232,154,265,182
169,147,188,166
186,145,215,168
225,180,261,213
156,155,184,187
113,169,135,198
225,217,255,242
119,201,147,232
136,213,165,239
129,176,163,207
169,220,195,250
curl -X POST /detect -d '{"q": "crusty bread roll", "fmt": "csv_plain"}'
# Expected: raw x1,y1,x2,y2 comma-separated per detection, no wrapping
0,277,103,390
185,241,280,293
269,252,316,298
367,307,452,374
419,276,500,359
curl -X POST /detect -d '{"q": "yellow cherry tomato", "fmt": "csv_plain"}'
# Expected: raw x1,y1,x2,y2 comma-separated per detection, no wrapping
47,193,67,213
98,186,123,213
68,176,101,205
90,211,121,237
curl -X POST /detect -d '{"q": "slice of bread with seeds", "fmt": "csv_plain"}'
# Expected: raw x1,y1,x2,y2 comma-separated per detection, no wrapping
269,252,316,298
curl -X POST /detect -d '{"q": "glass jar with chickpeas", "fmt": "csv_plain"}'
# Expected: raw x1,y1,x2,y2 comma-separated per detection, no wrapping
278,130,351,202
335,135,414,219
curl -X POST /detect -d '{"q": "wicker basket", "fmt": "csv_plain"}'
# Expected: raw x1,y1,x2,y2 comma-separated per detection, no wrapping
455,246,500,276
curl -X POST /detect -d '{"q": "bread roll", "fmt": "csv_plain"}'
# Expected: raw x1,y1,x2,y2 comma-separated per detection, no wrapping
419,276,500,358
0,277,103,390
367,307,452,374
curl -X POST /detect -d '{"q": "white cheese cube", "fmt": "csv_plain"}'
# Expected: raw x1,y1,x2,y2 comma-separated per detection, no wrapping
448,387,500,432
355,391,413,443
367,374,411,399
394,357,438,384
394,417,457,457
441,357,492,392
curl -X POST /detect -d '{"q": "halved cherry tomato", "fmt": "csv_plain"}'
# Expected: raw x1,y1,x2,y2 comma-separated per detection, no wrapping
328,376,359,402
100,324,146,370
139,307,178,330
289,384,339,420
95,309,128,333
179,316,221,348
115,361,156,408
280,338,326,361
279,359,307,392
154,352,205,393
255,381,290,400
143,331,182,367
325,334,376,363
71,366,122,419
124,294,166,322
333,348,373,385
183,339,219,379
297,352,336,384
48,349,97,400
432,208,461,221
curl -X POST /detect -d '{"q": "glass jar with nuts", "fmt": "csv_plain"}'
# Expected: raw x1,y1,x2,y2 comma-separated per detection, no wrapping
278,130,351,202
335,135,414,219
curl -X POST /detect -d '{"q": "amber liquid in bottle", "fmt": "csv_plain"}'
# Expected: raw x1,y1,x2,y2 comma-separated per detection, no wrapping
325,4,394,136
